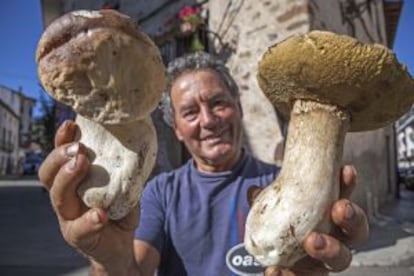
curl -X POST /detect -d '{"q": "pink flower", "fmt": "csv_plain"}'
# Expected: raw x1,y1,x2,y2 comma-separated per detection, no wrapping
178,5,202,20
178,6,191,19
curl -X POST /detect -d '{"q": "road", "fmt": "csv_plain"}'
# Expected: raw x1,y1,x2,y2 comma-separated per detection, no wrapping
0,178,413,276
0,178,88,276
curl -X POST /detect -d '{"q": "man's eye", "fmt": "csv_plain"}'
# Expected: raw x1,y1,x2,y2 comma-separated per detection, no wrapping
183,110,197,120
213,100,229,110
213,100,226,107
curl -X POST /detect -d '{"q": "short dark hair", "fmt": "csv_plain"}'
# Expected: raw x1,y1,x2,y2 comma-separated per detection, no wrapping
159,52,239,126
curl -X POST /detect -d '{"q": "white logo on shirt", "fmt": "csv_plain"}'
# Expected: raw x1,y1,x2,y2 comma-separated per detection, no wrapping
225,243,264,275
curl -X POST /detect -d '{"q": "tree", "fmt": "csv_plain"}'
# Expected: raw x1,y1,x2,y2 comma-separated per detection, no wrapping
33,87,57,154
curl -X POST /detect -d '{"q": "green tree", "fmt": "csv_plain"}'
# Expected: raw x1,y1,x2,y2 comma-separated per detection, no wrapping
33,87,57,154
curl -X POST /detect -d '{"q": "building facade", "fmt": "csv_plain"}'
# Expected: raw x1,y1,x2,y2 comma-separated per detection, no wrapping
39,0,406,217
0,86,36,175
19,91,37,147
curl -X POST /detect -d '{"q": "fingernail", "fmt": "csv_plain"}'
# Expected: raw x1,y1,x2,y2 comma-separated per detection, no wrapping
67,155,78,171
313,234,326,250
88,210,101,224
345,203,354,220
66,143,79,157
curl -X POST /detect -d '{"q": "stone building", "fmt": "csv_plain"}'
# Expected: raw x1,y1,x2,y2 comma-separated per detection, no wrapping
0,85,36,175
39,0,406,217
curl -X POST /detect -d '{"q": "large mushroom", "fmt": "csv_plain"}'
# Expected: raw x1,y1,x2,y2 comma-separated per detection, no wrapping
244,31,414,267
36,10,165,219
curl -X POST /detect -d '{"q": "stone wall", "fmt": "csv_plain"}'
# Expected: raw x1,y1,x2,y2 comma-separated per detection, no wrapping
208,0,312,165
309,0,387,44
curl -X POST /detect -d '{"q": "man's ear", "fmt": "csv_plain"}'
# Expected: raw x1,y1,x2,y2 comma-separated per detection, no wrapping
171,109,184,141
174,125,184,142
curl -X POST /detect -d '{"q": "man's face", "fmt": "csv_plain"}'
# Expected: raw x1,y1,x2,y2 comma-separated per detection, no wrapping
171,69,243,172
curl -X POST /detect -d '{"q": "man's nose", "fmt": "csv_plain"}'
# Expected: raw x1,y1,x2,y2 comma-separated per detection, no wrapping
200,108,217,128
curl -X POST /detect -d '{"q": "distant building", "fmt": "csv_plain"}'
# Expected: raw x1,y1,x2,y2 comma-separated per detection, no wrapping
0,85,36,175
396,108,414,168
19,91,37,147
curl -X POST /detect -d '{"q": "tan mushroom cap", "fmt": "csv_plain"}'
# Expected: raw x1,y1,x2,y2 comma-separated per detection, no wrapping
258,30,414,132
36,9,165,124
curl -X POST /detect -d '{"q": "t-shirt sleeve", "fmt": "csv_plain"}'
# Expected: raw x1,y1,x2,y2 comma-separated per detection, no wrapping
134,177,166,253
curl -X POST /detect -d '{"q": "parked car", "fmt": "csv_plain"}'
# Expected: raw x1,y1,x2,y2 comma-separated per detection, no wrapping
23,152,43,175
398,167,414,191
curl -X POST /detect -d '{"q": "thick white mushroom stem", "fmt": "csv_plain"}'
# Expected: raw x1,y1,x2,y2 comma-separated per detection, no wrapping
75,114,157,220
245,99,350,267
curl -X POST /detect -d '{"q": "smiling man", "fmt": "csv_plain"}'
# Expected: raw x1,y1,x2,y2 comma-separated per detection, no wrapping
171,68,243,171
39,52,369,276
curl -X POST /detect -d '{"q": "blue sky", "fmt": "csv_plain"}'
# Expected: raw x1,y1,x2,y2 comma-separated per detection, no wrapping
0,1,43,115
0,1,413,117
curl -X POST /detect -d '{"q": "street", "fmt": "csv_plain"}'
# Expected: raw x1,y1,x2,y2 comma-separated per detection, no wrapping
0,178,88,276
334,184,414,276
0,178,413,276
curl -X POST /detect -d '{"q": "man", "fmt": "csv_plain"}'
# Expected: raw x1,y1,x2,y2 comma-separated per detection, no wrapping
39,52,369,275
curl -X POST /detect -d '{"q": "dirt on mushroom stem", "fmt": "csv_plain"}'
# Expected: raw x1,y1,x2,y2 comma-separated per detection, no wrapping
245,99,350,267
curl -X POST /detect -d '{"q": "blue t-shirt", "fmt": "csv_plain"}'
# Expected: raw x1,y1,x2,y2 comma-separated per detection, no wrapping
135,152,279,275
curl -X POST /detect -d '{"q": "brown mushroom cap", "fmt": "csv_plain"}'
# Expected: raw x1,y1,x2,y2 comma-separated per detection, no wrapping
258,30,414,132
36,9,165,124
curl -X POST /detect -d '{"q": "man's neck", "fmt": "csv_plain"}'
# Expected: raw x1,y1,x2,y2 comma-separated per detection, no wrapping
195,150,243,173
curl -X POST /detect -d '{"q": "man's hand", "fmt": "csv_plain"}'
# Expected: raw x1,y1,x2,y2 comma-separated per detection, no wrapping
38,121,140,275
248,166,369,276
